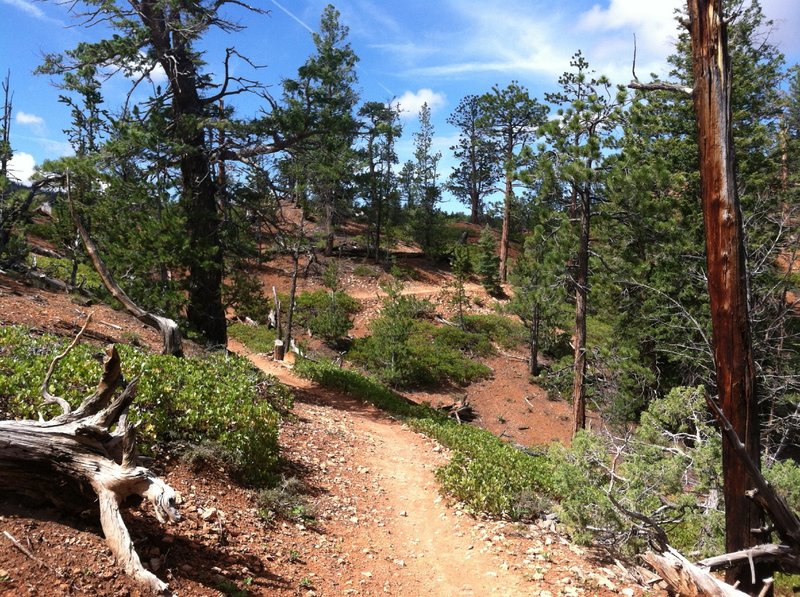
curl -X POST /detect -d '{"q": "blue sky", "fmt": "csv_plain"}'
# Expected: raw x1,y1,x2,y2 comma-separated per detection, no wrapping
2,0,798,210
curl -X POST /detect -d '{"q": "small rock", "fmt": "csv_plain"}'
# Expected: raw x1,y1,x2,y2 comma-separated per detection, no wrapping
622,589,635,597
399,511,408,517
150,558,161,573
393,559,405,567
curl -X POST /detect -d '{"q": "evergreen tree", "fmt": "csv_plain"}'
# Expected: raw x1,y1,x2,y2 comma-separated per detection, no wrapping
476,225,501,296
510,207,570,376
408,103,444,254
39,1,292,345
446,95,500,224
478,82,548,281
541,52,625,435
283,4,360,257
357,101,401,262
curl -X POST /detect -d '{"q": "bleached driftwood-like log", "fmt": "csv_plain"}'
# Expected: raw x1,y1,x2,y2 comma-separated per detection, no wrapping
0,341,181,594
643,546,749,596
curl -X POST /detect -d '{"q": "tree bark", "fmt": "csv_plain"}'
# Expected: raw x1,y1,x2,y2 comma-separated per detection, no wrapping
687,0,764,590
571,186,590,437
499,171,512,282
0,344,181,594
529,302,541,377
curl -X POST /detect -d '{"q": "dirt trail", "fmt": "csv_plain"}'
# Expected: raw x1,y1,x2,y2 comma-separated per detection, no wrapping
230,340,644,596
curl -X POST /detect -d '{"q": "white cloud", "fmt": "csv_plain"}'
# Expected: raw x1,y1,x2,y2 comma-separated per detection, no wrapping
7,151,36,185
403,0,685,89
1,0,45,20
16,111,45,133
392,89,447,119
15,110,44,127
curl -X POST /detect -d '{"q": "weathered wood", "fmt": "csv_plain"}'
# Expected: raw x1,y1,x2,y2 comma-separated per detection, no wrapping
687,0,763,589
644,547,749,596
0,343,181,594
68,186,183,357
699,544,800,573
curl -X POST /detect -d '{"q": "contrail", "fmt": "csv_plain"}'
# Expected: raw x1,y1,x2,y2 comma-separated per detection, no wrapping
270,0,314,33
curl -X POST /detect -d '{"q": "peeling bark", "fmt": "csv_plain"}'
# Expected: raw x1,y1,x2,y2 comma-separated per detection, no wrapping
687,0,763,589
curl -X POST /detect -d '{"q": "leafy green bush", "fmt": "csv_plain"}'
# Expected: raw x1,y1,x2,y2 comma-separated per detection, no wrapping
229,322,278,353
349,321,492,388
347,282,490,388
294,289,359,344
0,325,290,485
463,314,527,350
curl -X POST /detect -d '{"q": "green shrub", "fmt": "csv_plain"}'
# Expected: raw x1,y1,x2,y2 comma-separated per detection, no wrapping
294,289,359,344
349,321,492,388
0,325,290,485
229,322,278,353
257,476,316,523
463,314,527,350
347,283,489,388
353,263,379,278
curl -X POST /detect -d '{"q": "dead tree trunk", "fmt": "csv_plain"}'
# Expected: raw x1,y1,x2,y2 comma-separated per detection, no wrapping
688,0,764,590
0,334,180,594
68,183,183,357
571,185,590,437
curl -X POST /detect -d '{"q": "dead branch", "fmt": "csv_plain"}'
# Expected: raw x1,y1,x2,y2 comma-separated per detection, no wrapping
699,544,800,573
67,175,183,357
628,81,694,96
41,312,93,415
643,546,749,596
704,391,800,547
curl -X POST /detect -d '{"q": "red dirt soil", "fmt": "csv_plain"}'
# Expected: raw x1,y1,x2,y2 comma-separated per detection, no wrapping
0,265,658,596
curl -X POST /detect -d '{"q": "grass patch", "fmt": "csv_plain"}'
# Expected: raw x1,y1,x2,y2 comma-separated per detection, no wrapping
229,322,278,353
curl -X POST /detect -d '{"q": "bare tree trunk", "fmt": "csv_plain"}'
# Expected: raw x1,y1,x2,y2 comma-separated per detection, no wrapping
529,303,541,377
499,172,512,282
688,0,764,590
470,188,480,225
571,186,590,437
325,200,334,257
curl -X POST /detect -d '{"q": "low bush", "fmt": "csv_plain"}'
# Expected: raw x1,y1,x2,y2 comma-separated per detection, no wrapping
294,289,360,344
463,314,527,350
0,325,290,485
229,322,278,353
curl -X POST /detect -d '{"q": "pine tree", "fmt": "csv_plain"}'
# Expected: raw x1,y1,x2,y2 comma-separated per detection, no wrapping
476,225,501,296
446,95,500,224
541,52,625,435
478,82,548,281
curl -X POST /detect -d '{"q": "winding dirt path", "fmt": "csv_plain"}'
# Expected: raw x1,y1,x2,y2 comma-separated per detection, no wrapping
230,340,646,596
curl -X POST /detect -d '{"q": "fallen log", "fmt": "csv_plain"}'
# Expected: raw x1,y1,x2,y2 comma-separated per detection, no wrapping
0,329,181,594
643,546,749,596
438,398,477,423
